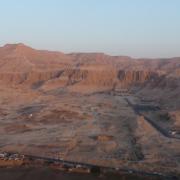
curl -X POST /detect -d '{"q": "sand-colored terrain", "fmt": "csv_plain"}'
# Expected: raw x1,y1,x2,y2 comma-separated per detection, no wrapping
0,44,180,177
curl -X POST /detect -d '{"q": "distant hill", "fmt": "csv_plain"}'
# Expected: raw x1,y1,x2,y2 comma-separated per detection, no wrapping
0,43,180,109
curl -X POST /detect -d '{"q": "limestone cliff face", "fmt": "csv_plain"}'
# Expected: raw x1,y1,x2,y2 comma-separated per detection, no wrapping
40,68,160,90
0,70,63,85
0,43,179,93
0,72,28,84
0,69,176,94
117,70,155,88
0,68,157,90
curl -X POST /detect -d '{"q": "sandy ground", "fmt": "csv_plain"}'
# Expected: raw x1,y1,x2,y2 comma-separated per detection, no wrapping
0,85,180,175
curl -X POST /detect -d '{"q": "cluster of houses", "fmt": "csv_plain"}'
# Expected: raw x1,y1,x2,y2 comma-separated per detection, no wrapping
0,152,100,174
0,152,24,161
0,152,170,178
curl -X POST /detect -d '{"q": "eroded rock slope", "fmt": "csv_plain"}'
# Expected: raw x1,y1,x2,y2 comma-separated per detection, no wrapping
0,43,179,108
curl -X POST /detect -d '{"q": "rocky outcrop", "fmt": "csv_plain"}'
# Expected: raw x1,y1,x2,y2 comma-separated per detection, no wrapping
0,73,28,84
0,70,63,86
41,68,157,90
117,70,156,88
0,43,179,94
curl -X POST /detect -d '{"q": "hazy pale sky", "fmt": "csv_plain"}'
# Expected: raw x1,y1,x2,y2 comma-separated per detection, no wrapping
0,0,180,58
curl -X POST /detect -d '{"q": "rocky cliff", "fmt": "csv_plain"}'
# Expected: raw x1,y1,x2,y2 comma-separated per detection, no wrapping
0,44,179,98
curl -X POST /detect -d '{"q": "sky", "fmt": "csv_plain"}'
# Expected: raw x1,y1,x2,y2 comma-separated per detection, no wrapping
0,0,180,58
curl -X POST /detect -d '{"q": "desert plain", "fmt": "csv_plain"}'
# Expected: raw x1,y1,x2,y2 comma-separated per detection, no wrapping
0,43,180,178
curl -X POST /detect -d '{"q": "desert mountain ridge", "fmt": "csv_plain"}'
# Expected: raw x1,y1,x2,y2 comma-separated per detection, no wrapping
0,43,180,109
1,43,180,59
